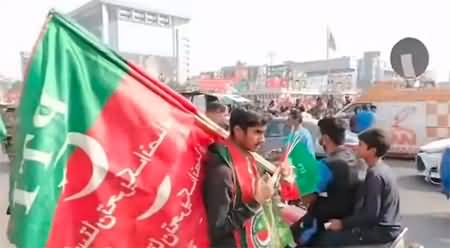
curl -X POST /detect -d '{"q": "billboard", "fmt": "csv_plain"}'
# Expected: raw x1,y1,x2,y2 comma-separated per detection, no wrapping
328,72,356,90
304,72,356,91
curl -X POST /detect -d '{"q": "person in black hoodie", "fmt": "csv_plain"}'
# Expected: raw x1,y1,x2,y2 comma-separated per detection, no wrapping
312,117,365,221
292,117,365,245
313,128,401,246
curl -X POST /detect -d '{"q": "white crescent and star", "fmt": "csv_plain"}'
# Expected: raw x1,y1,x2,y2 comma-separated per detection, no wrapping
63,132,109,202
137,176,171,221
58,125,176,220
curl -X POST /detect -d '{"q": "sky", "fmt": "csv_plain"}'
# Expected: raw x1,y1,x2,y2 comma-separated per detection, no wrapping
1,0,450,81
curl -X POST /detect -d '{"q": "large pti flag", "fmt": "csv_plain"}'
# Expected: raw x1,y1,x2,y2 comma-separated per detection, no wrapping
9,11,220,248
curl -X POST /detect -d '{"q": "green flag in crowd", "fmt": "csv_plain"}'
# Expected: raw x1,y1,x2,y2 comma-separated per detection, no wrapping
286,132,320,196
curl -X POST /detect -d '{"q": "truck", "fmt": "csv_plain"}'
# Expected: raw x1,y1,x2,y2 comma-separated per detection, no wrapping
336,80,450,158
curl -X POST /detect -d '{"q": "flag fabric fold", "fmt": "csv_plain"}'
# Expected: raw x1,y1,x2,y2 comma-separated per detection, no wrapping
0,115,7,143
284,131,319,198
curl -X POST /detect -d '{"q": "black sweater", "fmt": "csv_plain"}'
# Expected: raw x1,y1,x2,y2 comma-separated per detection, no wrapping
310,147,366,223
343,161,401,238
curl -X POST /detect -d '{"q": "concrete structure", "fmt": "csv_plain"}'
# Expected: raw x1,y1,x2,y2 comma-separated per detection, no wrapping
176,25,191,83
357,51,380,89
69,0,191,83
356,51,398,90
19,52,31,80
437,81,450,88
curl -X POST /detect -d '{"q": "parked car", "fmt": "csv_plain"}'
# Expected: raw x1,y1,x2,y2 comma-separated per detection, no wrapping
416,138,450,185
259,117,359,159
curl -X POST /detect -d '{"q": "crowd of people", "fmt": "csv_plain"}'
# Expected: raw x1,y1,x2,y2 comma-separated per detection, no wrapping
262,95,353,120
202,102,402,247
262,95,378,136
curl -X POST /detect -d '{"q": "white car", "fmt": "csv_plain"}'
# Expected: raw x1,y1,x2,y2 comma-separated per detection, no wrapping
416,138,450,185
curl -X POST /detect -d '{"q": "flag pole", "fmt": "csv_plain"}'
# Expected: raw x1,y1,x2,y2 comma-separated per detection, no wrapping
326,26,331,93
326,26,329,60
128,61,279,172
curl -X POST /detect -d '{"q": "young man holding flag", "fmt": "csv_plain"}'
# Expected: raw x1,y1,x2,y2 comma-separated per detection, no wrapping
293,117,365,245
203,108,293,248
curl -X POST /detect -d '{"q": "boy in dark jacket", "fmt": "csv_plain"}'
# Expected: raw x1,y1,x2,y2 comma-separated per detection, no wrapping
312,128,402,246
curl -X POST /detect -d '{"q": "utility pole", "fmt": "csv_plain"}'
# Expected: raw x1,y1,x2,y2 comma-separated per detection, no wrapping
267,51,276,78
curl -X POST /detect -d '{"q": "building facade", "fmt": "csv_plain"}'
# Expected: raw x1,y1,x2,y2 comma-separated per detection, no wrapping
287,57,358,94
357,51,382,90
69,0,191,83
357,51,396,90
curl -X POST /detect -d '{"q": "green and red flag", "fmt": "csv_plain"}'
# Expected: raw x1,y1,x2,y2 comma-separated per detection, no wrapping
0,115,7,143
283,130,320,198
9,11,219,248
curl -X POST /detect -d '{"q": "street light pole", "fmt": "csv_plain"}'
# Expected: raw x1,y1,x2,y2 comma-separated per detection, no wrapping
267,51,276,77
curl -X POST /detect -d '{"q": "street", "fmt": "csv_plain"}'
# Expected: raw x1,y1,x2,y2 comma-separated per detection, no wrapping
0,155,448,247
387,159,450,248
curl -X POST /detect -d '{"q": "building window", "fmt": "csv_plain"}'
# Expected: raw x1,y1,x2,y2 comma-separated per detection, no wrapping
145,13,156,24
159,15,170,26
132,11,145,22
118,9,132,20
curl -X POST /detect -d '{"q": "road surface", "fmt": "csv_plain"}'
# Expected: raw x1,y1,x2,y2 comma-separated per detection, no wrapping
387,159,450,248
0,155,448,247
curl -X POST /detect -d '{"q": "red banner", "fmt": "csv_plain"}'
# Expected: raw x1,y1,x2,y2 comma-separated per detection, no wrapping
46,74,218,247
266,77,288,89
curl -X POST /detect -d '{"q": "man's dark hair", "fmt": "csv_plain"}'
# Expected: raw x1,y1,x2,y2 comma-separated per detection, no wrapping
370,105,377,112
230,108,267,135
289,109,303,124
317,117,346,145
362,104,370,111
299,105,306,113
206,101,227,113
358,128,390,157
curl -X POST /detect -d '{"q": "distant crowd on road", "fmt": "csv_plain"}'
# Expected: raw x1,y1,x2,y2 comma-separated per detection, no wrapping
260,95,352,119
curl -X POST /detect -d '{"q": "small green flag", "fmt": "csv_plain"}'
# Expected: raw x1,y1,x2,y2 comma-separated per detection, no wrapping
286,133,320,196
0,115,7,143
